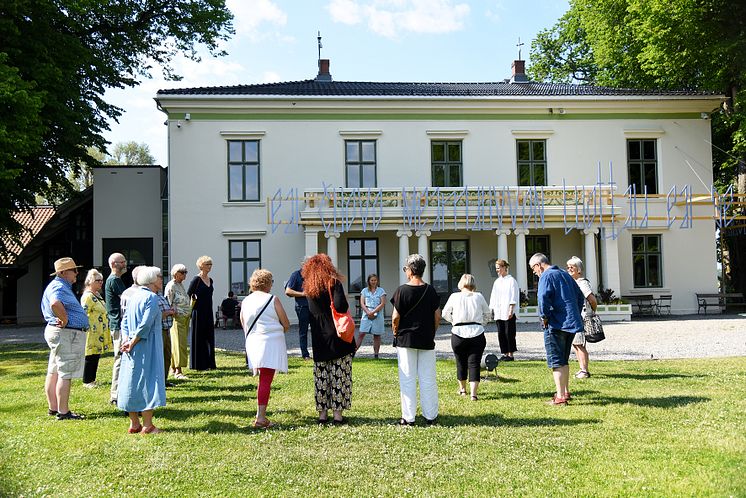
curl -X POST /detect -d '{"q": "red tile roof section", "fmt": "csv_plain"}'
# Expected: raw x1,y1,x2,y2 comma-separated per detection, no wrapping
1,207,56,265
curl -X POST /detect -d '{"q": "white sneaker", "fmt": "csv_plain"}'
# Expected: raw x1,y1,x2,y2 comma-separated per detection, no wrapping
83,382,98,389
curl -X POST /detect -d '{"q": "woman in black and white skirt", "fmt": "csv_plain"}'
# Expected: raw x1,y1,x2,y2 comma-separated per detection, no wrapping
303,254,356,425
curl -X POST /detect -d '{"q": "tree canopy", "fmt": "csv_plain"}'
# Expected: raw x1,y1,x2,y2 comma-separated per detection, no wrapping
529,0,746,291
0,0,233,256
529,0,746,189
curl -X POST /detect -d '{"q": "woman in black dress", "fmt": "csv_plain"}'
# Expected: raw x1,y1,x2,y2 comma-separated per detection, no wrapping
303,254,356,425
187,255,216,370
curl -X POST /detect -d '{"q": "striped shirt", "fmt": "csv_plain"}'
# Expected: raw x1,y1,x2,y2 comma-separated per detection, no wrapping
41,276,88,329
157,293,174,329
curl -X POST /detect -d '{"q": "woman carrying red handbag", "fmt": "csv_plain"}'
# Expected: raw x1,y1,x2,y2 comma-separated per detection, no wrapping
302,254,356,425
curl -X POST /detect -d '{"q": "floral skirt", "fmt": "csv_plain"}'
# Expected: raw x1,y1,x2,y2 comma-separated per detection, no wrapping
313,354,353,412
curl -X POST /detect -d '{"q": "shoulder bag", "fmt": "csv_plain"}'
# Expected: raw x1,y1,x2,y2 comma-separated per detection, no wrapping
244,295,274,340
583,314,605,343
329,287,355,343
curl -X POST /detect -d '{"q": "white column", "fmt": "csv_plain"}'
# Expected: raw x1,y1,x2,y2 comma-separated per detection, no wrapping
496,229,510,263
304,229,318,257
514,228,529,291
415,230,431,268
600,228,621,296
583,227,599,290
325,232,340,268
397,229,412,284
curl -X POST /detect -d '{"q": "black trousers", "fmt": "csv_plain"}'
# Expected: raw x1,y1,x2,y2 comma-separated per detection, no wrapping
83,354,100,384
496,316,517,354
450,333,487,382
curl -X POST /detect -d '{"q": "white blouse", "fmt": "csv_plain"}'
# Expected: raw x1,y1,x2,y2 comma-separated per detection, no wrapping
489,274,520,320
442,291,492,338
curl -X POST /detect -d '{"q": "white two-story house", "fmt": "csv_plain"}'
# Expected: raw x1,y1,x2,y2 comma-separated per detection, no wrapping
155,59,724,317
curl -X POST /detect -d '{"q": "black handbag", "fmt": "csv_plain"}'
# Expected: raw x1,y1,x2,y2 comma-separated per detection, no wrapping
583,314,605,343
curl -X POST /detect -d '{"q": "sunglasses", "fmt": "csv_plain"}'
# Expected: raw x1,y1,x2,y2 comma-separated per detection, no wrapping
94,278,104,282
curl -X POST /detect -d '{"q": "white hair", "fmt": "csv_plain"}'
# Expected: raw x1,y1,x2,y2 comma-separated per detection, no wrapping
108,252,125,267
84,268,103,286
170,263,187,277
130,265,145,285
529,253,549,267
136,266,162,286
567,256,584,274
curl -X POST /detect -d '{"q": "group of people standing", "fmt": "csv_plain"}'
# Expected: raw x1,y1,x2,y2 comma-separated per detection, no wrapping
40,247,598,431
40,253,220,432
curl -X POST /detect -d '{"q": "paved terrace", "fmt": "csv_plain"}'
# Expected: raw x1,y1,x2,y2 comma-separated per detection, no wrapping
3,314,744,361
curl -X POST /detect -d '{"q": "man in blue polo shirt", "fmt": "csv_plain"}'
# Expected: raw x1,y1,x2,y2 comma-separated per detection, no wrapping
285,258,311,359
529,252,584,406
41,257,90,420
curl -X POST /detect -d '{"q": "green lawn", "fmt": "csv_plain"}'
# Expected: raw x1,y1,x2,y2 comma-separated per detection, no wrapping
0,344,744,497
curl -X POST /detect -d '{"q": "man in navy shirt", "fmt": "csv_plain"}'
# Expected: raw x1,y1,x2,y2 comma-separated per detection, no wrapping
105,252,127,404
41,257,89,420
285,259,311,359
529,252,584,406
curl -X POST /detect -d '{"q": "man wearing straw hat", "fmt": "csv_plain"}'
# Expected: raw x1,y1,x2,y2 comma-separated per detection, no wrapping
41,257,89,420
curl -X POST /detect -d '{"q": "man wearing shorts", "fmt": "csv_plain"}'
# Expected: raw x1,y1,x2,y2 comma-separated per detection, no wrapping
41,257,90,420
529,253,584,405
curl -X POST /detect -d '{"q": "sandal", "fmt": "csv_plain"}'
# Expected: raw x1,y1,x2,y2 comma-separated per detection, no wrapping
458,389,467,396
128,425,143,434
547,394,568,406
141,425,162,434
332,418,347,426
471,395,478,401
575,370,590,379
398,418,414,427
252,418,276,429
56,411,85,421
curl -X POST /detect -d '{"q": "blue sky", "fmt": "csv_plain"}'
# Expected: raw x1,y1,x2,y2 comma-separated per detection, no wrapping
104,0,569,165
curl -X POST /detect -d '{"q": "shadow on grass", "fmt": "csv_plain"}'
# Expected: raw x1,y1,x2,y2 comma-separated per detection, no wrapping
590,395,709,408
173,393,254,404
0,347,47,362
164,413,598,433
600,373,695,381
481,375,520,384
497,389,599,400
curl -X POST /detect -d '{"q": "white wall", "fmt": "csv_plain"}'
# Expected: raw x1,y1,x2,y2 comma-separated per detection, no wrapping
93,166,163,267
163,101,718,316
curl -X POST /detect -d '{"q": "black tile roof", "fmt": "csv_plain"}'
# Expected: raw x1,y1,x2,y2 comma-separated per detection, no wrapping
157,79,716,97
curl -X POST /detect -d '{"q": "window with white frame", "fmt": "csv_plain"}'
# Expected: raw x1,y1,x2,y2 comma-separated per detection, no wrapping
228,140,260,201
632,234,662,288
431,141,462,187
627,139,658,195
348,238,378,293
517,139,547,186
345,140,376,188
229,240,261,295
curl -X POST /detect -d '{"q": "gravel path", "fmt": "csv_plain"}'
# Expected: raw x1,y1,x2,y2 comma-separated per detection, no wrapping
4,315,745,361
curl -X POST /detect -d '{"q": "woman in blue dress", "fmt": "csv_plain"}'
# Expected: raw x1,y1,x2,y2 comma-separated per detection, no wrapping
355,274,386,359
118,266,167,434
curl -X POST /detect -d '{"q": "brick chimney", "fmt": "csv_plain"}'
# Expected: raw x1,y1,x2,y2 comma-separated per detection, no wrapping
316,58,332,82
510,59,529,83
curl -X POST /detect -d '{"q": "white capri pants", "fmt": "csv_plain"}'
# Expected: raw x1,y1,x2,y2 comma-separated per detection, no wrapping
396,347,438,423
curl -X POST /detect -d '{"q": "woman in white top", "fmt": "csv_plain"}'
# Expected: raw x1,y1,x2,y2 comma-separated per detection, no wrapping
442,274,492,401
489,259,520,361
566,256,598,379
240,269,290,428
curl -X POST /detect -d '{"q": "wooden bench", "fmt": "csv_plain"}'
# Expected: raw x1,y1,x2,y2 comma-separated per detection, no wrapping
622,295,657,316
696,293,746,314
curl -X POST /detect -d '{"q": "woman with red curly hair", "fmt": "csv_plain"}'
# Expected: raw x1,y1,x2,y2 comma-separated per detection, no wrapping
302,254,356,425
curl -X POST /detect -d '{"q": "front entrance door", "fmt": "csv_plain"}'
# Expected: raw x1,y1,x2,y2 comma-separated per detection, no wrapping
430,240,469,306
